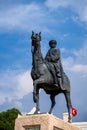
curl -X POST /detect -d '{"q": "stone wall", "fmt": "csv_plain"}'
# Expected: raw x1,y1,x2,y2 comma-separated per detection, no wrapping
15,113,81,130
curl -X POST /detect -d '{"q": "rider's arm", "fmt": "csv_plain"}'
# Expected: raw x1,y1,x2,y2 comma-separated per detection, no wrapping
45,50,52,62
50,48,60,62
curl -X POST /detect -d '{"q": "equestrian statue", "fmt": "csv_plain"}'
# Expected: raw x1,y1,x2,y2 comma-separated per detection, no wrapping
30,31,77,122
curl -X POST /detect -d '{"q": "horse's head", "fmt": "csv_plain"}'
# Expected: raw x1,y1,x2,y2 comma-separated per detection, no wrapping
31,31,41,47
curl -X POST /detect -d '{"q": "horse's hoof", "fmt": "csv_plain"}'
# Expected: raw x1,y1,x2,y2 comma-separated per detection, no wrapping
34,110,40,114
48,111,51,114
68,118,72,123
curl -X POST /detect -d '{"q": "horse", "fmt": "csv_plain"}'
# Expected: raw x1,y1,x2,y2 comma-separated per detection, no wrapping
30,31,72,122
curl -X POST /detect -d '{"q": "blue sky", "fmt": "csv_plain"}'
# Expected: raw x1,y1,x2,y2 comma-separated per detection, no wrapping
0,0,87,122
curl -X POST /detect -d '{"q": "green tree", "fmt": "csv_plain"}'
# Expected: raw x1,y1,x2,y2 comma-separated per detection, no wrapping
0,108,21,130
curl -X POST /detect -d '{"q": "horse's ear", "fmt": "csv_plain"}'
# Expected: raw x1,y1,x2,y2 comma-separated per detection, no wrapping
31,31,34,39
39,32,41,41
39,32,41,36
32,31,34,35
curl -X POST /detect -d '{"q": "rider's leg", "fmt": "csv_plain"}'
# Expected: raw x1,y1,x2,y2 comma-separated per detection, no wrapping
52,69,58,84
54,65,61,78
58,78,62,87
49,64,58,84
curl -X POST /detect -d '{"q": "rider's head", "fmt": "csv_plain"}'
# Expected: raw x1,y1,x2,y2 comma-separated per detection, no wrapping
49,40,57,48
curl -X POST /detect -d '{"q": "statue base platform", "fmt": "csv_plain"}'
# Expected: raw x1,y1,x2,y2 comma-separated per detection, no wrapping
15,113,81,130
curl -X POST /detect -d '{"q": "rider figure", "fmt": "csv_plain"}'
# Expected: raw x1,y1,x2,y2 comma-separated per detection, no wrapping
45,40,63,88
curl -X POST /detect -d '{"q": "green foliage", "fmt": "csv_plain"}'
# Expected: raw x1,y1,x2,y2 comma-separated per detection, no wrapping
0,108,21,130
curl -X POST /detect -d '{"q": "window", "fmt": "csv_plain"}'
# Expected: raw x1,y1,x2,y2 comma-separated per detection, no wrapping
25,125,40,130
53,126,63,130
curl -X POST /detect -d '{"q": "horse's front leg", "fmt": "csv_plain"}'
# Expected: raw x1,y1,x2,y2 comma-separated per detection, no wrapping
33,78,44,113
33,78,44,102
34,88,40,114
33,80,40,114
33,80,38,103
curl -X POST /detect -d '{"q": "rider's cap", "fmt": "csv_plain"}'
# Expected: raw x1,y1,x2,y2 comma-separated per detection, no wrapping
49,40,57,46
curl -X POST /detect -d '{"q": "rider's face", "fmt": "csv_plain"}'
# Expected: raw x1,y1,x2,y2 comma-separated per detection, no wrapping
50,43,56,48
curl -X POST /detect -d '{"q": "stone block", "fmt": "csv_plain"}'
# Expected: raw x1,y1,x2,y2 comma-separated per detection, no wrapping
14,113,81,130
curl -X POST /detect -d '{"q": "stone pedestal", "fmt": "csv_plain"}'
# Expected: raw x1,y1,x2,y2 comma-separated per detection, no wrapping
15,113,81,130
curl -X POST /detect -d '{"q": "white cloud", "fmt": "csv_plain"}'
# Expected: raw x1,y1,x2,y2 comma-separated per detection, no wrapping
61,41,87,83
61,44,87,114
60,42,87,116
0,3,46,32
62,56,74,67
60,48,67,53
45,0,73,9
63,57,87,76
73,42,87,64
14,101,23,109
0,0,87,33
45,0,87,23
15,70,33,98
71,64,87,74
0,70,33,105
45,0,69,9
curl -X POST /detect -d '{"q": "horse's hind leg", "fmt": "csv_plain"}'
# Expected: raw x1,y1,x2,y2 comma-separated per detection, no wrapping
49,94,56,114
64,91,72,122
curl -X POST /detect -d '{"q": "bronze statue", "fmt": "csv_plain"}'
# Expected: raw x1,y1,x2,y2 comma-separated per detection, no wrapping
45,40,63,89
31,31,72,122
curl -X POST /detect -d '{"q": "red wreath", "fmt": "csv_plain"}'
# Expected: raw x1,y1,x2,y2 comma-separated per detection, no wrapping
71,107,77,117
